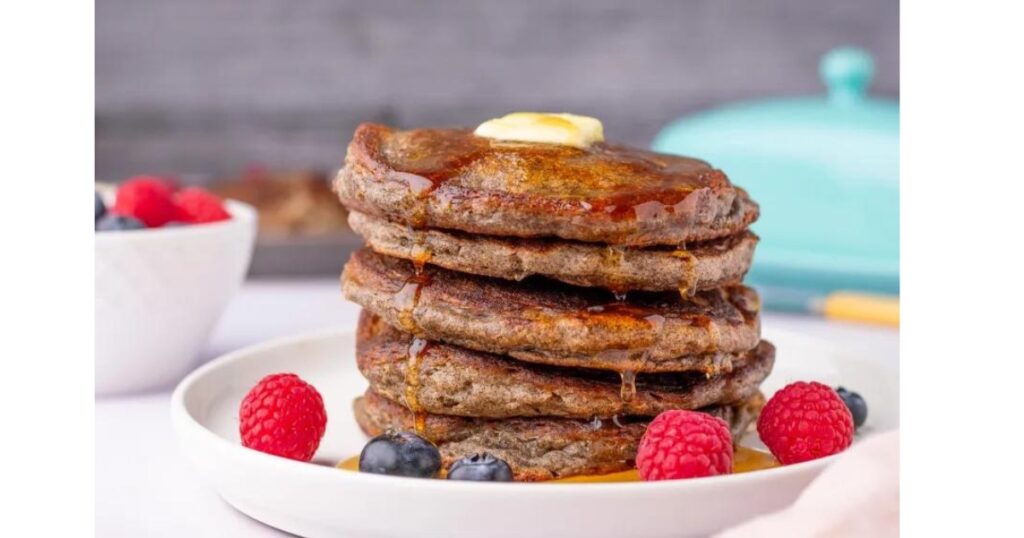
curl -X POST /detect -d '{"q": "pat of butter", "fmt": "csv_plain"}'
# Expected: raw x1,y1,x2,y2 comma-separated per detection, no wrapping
473,113,604,148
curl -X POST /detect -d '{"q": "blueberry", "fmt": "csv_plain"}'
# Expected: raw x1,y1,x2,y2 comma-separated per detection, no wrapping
95,192,106,223
836,386,868,429
447,453,513,482
96,214,145,232
359,431,441,478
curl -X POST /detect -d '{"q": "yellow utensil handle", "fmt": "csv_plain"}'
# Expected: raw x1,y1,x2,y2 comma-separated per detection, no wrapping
821,292,900,327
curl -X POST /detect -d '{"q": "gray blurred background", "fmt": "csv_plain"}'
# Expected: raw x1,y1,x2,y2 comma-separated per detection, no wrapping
96,0,898,180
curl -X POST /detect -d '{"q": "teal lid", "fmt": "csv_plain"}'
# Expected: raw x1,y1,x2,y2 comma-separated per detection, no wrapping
652,47,899,294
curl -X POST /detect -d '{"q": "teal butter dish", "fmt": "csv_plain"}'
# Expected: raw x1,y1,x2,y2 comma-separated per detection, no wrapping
652,47,899,295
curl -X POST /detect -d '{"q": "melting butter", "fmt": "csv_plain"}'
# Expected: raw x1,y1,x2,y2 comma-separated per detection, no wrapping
473,112,604,148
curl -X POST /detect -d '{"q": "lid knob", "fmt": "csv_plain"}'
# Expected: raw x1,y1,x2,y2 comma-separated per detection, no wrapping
820,47,875,105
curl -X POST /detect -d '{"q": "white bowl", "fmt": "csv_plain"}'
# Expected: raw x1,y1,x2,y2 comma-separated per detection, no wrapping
172,327,899,538
95,201,257,396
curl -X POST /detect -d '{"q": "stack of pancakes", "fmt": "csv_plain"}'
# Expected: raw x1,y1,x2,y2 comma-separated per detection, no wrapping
336,123,773,481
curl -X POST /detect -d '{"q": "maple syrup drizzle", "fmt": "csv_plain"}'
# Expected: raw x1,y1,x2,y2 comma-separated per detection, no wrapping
405,337,431,436
603,246,628,301
409,230,432,275
692,315,720,352
702,352,732,377
393,273,432,334
633,200,670,222
391,172,435,228
594,348,645,374
369,127,723,230
734,288,762,323
391,171,436,196
617,313,664,403
671,247,697,298
643,313,666,334
619,370,637,402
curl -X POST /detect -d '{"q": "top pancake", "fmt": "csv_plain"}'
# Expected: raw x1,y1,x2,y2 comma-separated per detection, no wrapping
335,123,760,246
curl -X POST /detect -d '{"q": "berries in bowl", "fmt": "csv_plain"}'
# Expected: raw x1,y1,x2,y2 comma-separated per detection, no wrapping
95,177,232,232
95,177,257,395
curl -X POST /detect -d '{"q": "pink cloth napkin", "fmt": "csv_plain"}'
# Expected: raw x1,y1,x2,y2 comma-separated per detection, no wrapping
717,430,899,537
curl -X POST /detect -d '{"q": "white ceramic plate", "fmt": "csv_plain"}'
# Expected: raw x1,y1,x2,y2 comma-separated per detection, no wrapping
171,328,898,538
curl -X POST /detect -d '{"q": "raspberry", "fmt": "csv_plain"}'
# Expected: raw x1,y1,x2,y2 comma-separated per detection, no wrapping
239,373,327,462
174,187,231,224
757,381,854,465
112,176,177,227
635,410,733,480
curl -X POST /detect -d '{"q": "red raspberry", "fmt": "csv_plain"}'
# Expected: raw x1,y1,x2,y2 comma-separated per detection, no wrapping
635,410,733,480
757,381,854,465
174,187,231,224
239,373,327,462
112,176,177,227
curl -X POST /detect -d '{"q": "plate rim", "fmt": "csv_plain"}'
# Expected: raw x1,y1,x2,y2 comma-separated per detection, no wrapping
171,327,898,494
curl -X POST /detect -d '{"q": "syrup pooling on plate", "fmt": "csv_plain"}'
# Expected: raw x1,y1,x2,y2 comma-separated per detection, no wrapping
337,455,452,478
335,446,779,481
405,337,431,436
549,446,779,483
337,456,360,471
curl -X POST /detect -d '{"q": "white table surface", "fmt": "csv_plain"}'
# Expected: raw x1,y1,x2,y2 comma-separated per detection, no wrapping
95,279,899,537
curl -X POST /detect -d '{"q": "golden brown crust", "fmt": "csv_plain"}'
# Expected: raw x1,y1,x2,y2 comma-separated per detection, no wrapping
349,211,758,293
342,248,762,369
334,123,759,246
356,311,775,419
353,389,764,481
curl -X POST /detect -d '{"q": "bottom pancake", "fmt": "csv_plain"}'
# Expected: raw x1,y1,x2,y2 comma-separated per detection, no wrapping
353,389,765,481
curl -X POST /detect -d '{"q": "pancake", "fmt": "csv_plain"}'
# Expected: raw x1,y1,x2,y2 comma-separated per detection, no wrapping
349,211,758,293
342,248,761,371
334,123,760,247
353,389,764,481
356,311,774,419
